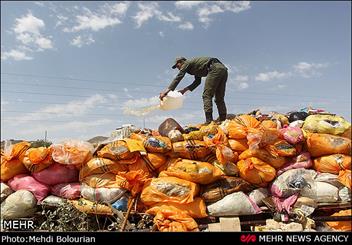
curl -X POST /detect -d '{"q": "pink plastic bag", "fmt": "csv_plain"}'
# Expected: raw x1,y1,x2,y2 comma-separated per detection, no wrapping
277,152,312,176
280,126,304,145
7,174,50,203
51,182,81,200
33,163,79,185
272,194,299,214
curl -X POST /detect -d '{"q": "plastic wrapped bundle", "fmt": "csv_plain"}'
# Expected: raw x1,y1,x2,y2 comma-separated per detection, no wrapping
172,140,211,160
8,174,50,203
306,133,351,157
22,147,53,173
33,163,79,186
237,157,276,187
159,158,224,185
201,176,254,203
140,177,199,206
79,157,128,180
97,140,140,163
207,192,261,216
51,140,94,167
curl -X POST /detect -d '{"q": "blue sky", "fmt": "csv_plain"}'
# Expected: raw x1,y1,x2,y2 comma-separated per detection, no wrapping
1,1,351,142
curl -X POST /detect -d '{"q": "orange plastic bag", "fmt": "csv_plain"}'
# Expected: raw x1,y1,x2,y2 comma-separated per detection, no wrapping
338,170,351,189
306,133,351,157
22,147,53,173
229,139,248,152
326,209,352,231
247,128,282,150
260,120,277,129
313,154,351,174
152,207,199,232
127,158,155,179
140,176,199,206
1,141,30,181
0,158,28,182
216,145,238,165
79,158,128,180
69,198,113,216
51,140,94,167
119,169,151,197
237,157,276,187
2,141,31,161
97,140,139,162
81,173,128,189
129,133,147,142
266,140,297,157
227,115,261,140
239,149,286,169
142,153,167,170
235,115,261,128
146,197,207,218
172,140,211,160
203,128,228,147
159,158,224,184
144,136,172,153
341,126,351,139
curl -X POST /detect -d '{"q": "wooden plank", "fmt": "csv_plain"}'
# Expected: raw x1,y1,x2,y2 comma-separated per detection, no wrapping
219,217,241,231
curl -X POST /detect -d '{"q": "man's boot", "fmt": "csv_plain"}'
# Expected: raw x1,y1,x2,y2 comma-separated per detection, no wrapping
219,113,227,122
205,112,213,125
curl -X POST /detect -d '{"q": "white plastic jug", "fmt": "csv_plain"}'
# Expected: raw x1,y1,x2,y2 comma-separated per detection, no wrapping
160,91,184,111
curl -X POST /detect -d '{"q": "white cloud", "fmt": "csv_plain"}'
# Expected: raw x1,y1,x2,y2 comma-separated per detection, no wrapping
255,71,289,81
133,2,182,28
175,1,203,9
159,31,165,37
35,36,53,49
65,3,130,32
178,22,194,30
70,34,95,48
277,84,287,89
234,75,249,82
13,94,110,124
55,15,68,27
123,88,133,98
198,4,224,25
176,1,251,26
237,82,249,90
34,1,45,7
293,62,329,78
13,13,44,34
19,119,113,136
71,14,121,32
158,12,182,22
12,12,53,53
1,49,33,61
133,2,161,28
110,2,130,16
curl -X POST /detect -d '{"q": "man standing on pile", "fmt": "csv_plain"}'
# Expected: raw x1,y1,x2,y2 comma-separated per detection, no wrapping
159,56,228,124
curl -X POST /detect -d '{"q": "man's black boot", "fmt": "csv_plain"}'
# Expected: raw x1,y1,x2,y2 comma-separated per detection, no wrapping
205,112,213,125
219,113,227,122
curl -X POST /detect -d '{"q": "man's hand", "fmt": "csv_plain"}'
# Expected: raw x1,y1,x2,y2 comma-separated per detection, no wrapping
159,89,170,100
178,87,189,95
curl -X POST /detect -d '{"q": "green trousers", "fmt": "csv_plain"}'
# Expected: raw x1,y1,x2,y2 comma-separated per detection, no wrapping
202,63,228,116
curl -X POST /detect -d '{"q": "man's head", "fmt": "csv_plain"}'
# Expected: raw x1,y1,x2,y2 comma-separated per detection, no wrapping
172,57,187,70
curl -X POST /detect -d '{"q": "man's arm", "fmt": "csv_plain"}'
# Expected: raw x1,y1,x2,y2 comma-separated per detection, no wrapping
186,76,201,91
168,69,187,91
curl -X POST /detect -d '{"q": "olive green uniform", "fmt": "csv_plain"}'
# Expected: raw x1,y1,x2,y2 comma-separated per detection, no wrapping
168,57,228,120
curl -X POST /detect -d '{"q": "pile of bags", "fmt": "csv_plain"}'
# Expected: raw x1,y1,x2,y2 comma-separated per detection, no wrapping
1,110,351,232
